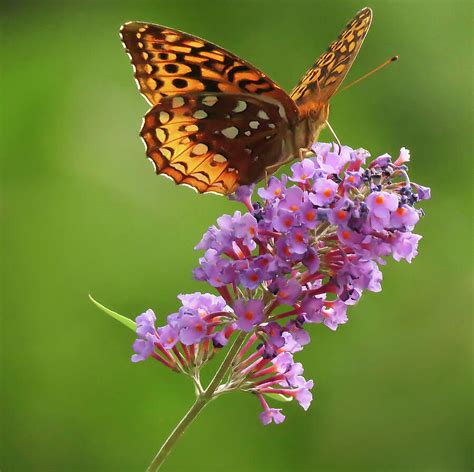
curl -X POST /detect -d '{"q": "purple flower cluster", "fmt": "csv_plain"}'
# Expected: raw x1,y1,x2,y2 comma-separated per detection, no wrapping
132,292,236,370
132,142,430,424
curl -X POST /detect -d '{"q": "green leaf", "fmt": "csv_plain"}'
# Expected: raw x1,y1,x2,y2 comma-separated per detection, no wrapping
264,393,293,403
89,294,136,332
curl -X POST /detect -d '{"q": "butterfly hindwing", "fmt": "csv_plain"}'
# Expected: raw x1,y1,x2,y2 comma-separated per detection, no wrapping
140,92,294,195
290,7,372,111
120,21,298,116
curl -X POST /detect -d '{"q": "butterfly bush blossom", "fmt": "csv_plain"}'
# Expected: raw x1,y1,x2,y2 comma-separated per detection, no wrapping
131,142,430,425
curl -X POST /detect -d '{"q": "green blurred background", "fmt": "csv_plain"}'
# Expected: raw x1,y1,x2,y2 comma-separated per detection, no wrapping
1,0,472,470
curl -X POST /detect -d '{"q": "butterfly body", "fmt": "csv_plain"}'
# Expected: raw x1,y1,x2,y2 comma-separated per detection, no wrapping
121,8,372,195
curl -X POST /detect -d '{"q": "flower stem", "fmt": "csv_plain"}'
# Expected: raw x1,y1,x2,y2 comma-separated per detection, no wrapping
146,331,247,472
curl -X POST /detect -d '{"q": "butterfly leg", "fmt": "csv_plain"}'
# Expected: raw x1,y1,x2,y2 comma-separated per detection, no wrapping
325,120,342,147
264,154,297,177
299,148,312,161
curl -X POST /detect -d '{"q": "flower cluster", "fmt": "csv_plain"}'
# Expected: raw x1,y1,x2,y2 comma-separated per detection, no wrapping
132,142,430,424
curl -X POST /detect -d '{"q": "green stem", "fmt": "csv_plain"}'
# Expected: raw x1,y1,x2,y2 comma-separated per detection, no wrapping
145,331,247,472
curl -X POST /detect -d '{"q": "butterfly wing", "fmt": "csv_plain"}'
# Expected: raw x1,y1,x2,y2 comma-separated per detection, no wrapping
120,21,297,116
140,92,295,195
290,7,372,116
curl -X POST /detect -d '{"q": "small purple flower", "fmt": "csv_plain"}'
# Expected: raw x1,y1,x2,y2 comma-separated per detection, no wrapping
328,200,352,227
286,320,310,348
391,232,422,263
273,278,302,305
272,351,294,373
310,178,339,206
390,205,420,229
258,176,286,201
351,147,371,165
273,209,297,233
415,184,431,201
234,299,264,332
287,227,309,255
278,186,306,213
157,325,179,349
369,153,392,169
294,378,314,410
179,312,207,345
343,171,363,189
135,309,157,337
312,142,351,174
302,247,320,274
131,334,156,363
290,159,316,183
284,362,304,387
229,184,255,206
366,191,399,220
212,330,230,348
260,408,286,425
300,296,324,323
241,267,264,290
263,322,285,349
394,147,410,166
178,292,228,316
300,202,319,229
233,213,258,244
320,302,348,331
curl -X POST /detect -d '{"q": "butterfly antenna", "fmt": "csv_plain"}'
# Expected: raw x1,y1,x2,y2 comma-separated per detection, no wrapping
337,56,399,94
325,120,342,147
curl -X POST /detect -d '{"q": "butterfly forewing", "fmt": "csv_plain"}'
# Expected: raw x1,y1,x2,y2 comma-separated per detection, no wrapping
140,93,294,195
291,7,372,110
120,21,298,116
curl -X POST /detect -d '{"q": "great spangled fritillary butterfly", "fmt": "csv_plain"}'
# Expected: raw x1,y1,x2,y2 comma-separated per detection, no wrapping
120,7,372,195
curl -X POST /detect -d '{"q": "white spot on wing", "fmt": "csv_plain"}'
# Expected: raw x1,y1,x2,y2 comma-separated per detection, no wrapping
202,96,218,106
278,104,287,120
221,126,239,139
233,100,247,113
213,154,227,163
155,128,166,142
249,121,260,129
192,143,209,156
257,110,270,120
172,96,185,108
161,148,172,159
159,111,170,124
193,110,208,119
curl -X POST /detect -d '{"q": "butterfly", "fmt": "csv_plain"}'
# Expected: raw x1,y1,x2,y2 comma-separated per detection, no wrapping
120,7,372,195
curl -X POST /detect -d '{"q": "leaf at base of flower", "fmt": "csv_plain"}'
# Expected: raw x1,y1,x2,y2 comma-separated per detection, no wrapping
264,393,293,403
89,295,136,332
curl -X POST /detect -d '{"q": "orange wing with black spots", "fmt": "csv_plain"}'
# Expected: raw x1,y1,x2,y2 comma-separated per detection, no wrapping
120,21,297,116
290,7,372,115
140,93,295,195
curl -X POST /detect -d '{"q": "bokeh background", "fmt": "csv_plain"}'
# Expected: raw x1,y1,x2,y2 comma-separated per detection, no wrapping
1,0,472,471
